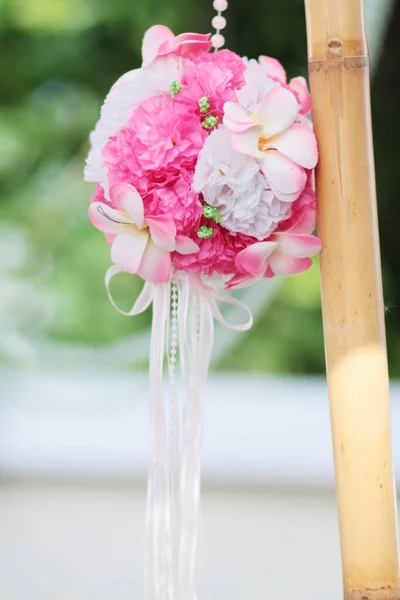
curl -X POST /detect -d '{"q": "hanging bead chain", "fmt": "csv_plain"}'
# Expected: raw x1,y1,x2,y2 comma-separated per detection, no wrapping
211,0,228,51
168,280,179,450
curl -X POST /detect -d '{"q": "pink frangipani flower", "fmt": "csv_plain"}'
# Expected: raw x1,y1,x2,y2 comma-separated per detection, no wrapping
142,25,212,67
89,183,199,282
225,231,322,290
258,56,312,116
223,86,318,202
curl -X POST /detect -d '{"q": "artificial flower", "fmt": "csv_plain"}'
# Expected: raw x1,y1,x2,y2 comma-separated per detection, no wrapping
84,56,184,195
258,55,312,116
141,25,212,67
176,49,245,119
174,224,254,276
225,231,321,289
223,86,318,201
128,94,207,171
89,183,198,282
193,126,291,239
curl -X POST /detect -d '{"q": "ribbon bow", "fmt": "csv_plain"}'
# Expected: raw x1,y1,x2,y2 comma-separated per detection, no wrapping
105,266,253,600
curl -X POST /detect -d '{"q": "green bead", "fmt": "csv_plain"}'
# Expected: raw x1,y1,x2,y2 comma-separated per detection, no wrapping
203,205,221,223
170,80,182,99
202,115,219,130
203,205,214,219
212,207,221,223
197,225,213,239
198,96,210,114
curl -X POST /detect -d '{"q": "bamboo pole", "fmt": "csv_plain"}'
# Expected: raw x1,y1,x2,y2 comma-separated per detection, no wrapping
303,1,400,599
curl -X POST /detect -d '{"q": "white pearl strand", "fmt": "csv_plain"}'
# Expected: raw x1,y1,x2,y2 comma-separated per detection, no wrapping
168,280,179,448
211,0,228,50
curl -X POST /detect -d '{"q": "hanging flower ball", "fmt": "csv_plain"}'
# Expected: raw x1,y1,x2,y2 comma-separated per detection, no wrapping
84,25,320,287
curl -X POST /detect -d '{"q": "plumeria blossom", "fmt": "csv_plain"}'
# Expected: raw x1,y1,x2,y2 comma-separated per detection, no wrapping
258,56,311,116
223,86,318,201
225,231,322,290
89,183,199,282
142,25,212,67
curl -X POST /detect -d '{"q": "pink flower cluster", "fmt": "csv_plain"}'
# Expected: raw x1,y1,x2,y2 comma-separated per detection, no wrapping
85,25,321,287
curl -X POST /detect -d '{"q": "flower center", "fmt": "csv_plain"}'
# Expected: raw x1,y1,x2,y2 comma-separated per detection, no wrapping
258,136,269,152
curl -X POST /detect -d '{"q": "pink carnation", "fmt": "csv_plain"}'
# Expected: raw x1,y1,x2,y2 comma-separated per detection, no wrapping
128,94,207,171
145,173,203,236
177,50,245,120
173,223,255,276
103,129,171,198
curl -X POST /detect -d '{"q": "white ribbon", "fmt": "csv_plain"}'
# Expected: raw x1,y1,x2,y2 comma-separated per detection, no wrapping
105,268,253,600
105,266,154,316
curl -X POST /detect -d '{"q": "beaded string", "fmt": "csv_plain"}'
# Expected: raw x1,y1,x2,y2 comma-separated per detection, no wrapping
211,0,228,50
167,279,180,597
168,279,179,483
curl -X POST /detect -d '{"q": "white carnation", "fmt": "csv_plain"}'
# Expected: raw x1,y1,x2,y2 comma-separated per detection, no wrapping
193,126,292,240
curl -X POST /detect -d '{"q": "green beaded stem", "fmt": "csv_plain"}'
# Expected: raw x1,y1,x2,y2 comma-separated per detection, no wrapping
198,96,210,114
202,115,219,129
197,225,213,239
203,205,221,223
170,80,182,99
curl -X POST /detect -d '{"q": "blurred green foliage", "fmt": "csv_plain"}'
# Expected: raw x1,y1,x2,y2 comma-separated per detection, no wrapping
0,0,398,374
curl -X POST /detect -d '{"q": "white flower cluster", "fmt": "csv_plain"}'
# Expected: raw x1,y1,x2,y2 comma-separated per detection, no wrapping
193,126,292,240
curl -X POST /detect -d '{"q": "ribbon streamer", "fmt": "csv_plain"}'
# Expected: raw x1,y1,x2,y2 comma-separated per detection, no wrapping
106,268,253,600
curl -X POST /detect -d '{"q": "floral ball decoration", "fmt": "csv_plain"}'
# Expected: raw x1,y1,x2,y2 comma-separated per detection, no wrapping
85,25,321,288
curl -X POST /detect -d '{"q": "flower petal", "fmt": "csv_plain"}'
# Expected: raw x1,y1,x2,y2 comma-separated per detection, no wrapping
262,149,307,195
111,229,149,275
173,32,212,55
111,69,139,90
146,215,177,251
223,102,259,133
258,56,287,83
138,240,171,282
283,192,316,234
88,203,129,233
235,241,278,276
175,235,199,255
269,253,313,276
231,128,264,160
273,232,322,257
105,233,117,245
289,77,312,116
141,25,175,66
256,87,299,138
270,123,318,169
174,32,212,44
225,273,260,290
110,183,145,229
268,184,303,204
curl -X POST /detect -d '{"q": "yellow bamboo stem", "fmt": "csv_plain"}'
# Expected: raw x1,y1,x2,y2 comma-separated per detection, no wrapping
303,1,400,599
